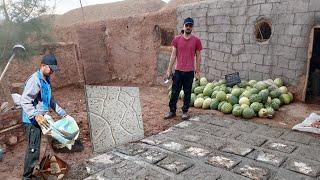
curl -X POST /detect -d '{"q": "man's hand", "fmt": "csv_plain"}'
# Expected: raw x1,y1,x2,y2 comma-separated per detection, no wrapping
166,69,172,80
35,115,49,129
195,70,200,80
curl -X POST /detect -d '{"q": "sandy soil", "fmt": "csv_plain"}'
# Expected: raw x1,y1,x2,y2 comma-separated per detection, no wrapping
1,83,320,179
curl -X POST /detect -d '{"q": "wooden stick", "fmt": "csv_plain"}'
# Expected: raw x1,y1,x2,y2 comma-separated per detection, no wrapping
0,124,22,134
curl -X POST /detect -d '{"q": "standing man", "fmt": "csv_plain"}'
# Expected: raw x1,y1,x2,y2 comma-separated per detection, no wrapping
164,17,203,120
20,54,67,179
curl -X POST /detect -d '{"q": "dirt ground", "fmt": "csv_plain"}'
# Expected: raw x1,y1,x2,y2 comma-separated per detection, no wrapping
1,83,320,179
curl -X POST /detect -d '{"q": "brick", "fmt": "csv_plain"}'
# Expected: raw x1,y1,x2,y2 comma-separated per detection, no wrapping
260,3,272,15
211,50,225,61
245,44,260,54
249,71,263,80
233,63,243,70
309,0,320,11
278,56,289,68
183,146,211,158
294,12,314,25
243,63,256,71
219,43,232,53
227,33,243,44
247,4,260,15
216,61,228,71
259,45,269,55
285,158,320,177
285,25,302,36
251,54,264,64
160,141,185,152
239,54,252,62
191,8,207,18
273,66,283,76
208,41,220,50
296,47,307,59
232,44,245,54
213,33,227,42
291,37,307,48
263,55,273,66
277,35,292,45
208,68,222,77
256,65,270,74
214,16,231,24
231,16,247,25
252,0,265,4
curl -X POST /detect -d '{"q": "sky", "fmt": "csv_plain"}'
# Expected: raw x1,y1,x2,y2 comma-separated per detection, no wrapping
49,0,171,14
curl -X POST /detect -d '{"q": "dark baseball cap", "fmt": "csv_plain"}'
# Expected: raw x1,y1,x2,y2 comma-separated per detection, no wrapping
184,17,194,25
41,54,59,72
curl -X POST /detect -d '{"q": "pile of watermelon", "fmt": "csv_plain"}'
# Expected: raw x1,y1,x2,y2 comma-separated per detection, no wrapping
168,77,293,119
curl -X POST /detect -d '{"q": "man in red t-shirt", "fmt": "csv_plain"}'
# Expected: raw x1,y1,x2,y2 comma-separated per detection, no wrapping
164,17,203,120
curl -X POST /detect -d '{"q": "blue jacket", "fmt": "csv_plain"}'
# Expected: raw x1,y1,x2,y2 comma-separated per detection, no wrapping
20,70,66,125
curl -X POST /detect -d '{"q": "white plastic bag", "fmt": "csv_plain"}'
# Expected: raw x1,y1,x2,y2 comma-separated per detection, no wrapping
11,93,21,108
42,115,80,150
292,113,320,134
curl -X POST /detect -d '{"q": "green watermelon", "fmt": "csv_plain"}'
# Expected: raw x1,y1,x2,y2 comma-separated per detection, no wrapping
250,88,259,94
259,90,269,103
227,95,239,105
205,82,214,89
216,91,227,102
211,91,218,99
258,108,269,118
239,97,250,106
202,98,212,109
266,107,275,117
221,103,233,114
231,88,242,97
274,78,283,87
280,94,291,105
271,98,280,110
240,90,252,98
232,106,243,117
194,98,204,108
241,104,250,109
218,101,227,111
203,86,214,96
270,89,281,98
248,80,257,86
254,81,268,91
200,77,208,86
204,96,211,100
279,86,288,94
242,107,256,119
239,80,249,88
210,98,220,110
194,86,205,95
250,102,264,113
190,93,196,106
197,93,204,98
250,94,262,103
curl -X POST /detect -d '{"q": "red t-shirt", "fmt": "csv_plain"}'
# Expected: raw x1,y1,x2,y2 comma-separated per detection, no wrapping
172,35,203,72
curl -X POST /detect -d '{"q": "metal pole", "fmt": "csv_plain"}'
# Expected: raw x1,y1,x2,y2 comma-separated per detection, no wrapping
0,53,16,82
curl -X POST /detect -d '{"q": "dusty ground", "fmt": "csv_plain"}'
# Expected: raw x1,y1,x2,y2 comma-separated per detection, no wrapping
1,83,320,179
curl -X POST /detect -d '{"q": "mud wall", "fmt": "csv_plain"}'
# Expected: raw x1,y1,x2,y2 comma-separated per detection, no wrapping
5,43,82,89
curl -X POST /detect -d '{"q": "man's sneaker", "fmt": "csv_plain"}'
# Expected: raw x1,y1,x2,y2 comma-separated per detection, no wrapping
181,112,190,120
164,112,176,119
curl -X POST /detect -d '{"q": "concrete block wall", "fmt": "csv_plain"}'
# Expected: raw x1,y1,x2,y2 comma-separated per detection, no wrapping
176,0,320,86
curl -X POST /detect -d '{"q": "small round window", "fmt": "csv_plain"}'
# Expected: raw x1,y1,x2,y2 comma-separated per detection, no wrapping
255,19,272,43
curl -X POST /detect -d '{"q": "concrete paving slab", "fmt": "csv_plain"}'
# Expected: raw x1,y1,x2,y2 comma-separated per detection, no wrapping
180,166,221,180
86,86,144,153
222,144,254,156
280,131,313,145
159,141,186,152
230,121,259,133
116,143,147,156
233,163,270,180
262,141,297,154
253,126,286,138
139,148,168,164
284,158,320,177
182,146,211,158
157,156,194,174
85,152,124,175
273,169,315,180
247,150,287,167
236,134,267,146
206,152,241,170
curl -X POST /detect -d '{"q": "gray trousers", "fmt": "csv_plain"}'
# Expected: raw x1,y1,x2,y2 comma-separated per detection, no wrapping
22,123,41,180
